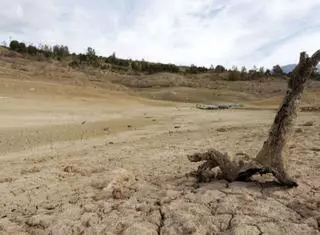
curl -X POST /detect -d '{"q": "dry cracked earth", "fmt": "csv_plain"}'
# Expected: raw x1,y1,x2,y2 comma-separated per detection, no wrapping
0,77,320,235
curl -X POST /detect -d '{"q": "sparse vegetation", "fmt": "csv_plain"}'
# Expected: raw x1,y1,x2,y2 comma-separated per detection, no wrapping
52,45,70,59
272,64,284,76
27,45,37,55
9,40,20,51
214,65,226,73
185,64,208,74
2,39,320,81
228,69,241,81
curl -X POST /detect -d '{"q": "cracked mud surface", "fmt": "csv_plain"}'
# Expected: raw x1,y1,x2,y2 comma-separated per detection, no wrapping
0,78,320,235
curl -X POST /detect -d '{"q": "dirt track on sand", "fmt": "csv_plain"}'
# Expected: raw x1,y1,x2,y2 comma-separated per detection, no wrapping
0,77,320,235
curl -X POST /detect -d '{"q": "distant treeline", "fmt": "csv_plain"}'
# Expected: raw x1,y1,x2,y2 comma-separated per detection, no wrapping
2,39,320,80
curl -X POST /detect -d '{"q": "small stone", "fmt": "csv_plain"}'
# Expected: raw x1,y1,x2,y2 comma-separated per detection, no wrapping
303,121,314,127
81,212,99,227
289,144,296,149
304,217,318,229
231,224,261,235
102,202,113,214
61,206,82,220
42,202,59,210
26,214,55,228
102,168,136,200
83,203,98,213
48,221,74,235
123,222,158,235
147,210,161,226
311,147,320,152
112,188,123,199
63,166,75,173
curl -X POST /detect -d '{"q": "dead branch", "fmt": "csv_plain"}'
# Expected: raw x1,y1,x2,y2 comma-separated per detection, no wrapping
188,50,320,187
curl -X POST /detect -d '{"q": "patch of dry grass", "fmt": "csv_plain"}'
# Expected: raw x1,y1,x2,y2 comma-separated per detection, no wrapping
0,53,319,106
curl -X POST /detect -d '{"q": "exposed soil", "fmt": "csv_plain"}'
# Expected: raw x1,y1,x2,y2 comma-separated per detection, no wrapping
0,56,320,234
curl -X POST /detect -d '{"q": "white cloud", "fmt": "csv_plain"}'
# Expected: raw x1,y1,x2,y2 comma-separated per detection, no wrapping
1,0,320,68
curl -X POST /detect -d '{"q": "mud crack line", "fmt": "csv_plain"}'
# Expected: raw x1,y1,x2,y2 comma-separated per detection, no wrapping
157,207,165,235
226,213,235,231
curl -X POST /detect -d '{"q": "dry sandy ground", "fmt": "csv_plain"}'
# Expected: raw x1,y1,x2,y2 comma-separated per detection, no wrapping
0,77,320,235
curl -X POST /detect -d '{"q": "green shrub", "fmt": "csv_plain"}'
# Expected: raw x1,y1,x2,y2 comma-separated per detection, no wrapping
214,65,226,73
18,42,27,53
9,40,19,51
27,45,37,55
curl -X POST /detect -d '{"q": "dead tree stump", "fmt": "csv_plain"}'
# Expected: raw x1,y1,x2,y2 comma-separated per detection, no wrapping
188,50,320,187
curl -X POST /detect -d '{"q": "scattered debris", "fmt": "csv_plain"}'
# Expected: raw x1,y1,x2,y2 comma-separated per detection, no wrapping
196,103,243,110
63,166,76,173
301,106,320,112
235,152,250,159
302,121,314,127
310,147,320,152
20,167,40,175
111,188,123,200
217,128,227,132
289,144,296,149
0,177,13,183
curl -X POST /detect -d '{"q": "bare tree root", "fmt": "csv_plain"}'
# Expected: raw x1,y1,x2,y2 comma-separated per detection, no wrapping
187,50,320,188
187,150,297,187
188,149,249,182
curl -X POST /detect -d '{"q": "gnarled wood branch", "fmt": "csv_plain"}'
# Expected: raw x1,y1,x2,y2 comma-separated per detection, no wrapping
188,50,320,187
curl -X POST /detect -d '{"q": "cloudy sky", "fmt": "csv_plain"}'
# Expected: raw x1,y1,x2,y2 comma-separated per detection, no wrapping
1,0,320,68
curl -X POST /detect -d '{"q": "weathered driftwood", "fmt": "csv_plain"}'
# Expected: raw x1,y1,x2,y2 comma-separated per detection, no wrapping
188,50,320,187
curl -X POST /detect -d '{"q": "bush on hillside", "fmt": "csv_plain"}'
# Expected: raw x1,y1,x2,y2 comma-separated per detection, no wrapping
272,65,284,76
18,42,27,53
9,40,20,51
69,60,79,68
27,45,37,55
53,45,69,58
214,65,226,73
228,70,241,81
